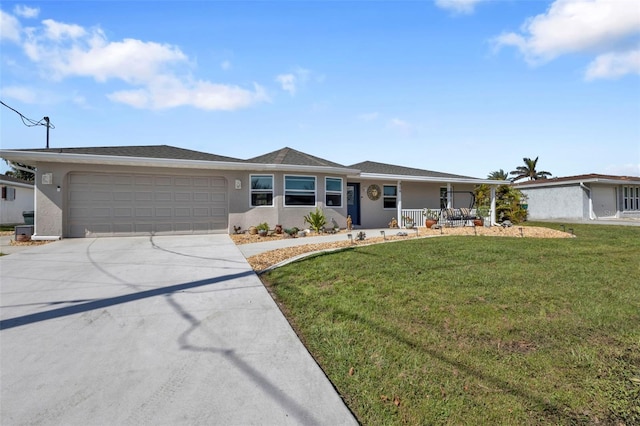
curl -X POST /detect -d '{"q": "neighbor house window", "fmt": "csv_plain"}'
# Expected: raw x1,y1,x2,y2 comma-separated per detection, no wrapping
250,175,273,206
383,185,397,209
1,186,16,201
325,177,343,207
623,186,640,210
285,175,316,206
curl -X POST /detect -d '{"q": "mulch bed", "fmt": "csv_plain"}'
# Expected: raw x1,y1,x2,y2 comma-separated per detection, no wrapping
232,225,572,272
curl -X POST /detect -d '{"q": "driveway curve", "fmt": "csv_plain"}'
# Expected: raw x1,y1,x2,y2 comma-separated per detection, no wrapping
0,235,357,425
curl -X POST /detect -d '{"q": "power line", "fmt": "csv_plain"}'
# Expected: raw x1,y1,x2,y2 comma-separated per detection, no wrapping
1,99,55,148
0,100,55,129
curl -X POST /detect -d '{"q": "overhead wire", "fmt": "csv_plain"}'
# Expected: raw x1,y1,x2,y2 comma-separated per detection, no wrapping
0,100,55,129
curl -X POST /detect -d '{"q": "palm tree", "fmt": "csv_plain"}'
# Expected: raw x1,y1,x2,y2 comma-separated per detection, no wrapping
487,169,508,180
509,157,552,182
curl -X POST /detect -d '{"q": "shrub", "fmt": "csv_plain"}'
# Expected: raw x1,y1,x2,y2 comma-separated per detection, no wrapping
304,208,327,233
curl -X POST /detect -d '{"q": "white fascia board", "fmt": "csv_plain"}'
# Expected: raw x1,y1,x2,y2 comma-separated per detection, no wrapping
517,177,640,188
0,150,359,175
356,172,507,185
0,179,34,189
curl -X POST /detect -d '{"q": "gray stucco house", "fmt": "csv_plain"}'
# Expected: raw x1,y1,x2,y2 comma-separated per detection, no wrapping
515,174,640,221
0,145,504,239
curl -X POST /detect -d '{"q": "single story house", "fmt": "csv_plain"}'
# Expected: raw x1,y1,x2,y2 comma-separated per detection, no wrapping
0,145,505,239
0,174,34,225
515,174,640,221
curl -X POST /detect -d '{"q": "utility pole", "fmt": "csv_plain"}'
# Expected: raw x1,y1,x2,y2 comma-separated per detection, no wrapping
44,116,50,148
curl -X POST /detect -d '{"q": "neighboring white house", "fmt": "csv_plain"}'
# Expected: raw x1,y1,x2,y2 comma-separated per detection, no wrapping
515,174,640,221
0,145,505,239
0,175,34,225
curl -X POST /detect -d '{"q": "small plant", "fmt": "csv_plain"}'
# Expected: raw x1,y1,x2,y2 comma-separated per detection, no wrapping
256,222,269,232
423,209,440,220
284,226,299,236
402,215,414,225
304,208,327,233
476,206,490,219
356,231,366,241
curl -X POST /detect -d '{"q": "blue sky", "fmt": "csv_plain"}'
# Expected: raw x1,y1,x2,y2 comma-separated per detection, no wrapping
1,0,639,178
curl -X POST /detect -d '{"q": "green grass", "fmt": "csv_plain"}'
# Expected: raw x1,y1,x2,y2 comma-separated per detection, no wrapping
261,223,640,425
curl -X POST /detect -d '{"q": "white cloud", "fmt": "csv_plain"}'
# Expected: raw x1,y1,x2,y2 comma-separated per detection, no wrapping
14,5,39,18
108,77,268,110
358,112,379,121
435,0,484,14
41,18,87,41
1,85,37,103
387,118,413,136
493,0,640,79
276,73,296,95
0,10,22,42
585,49,640,80
2,12,269,111
275,67,312,95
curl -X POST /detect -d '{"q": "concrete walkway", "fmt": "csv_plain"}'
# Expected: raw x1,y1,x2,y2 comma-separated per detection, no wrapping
0,235,357,425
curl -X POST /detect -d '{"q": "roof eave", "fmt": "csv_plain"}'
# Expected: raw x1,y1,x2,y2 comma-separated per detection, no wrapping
0,179,34,189
357,172,506,185
517,177,640,188
0,150,359,174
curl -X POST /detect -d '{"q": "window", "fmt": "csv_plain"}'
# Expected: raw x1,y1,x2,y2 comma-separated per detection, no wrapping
285,175,316,206
623,186,640,211
440,187,448,209
325,177,343,207
383,185,397,209
250,175,273,206
1,186,16,201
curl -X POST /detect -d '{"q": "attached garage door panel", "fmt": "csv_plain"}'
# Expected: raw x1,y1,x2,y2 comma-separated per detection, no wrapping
67,173,228,237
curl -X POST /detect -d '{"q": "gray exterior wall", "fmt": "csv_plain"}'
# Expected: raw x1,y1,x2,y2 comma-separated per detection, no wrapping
521,182,640,220
231,172,348,232
30,162,350,237
521,185,588,220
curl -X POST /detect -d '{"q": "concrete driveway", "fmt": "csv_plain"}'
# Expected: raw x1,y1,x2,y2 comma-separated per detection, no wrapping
0,235,357,425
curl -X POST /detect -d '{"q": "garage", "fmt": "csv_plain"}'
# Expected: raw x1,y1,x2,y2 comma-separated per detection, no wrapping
67,172,228,237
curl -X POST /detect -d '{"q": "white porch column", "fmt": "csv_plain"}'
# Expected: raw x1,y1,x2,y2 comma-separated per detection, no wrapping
396,180,403,223
447,183,452,208
490,186,497,225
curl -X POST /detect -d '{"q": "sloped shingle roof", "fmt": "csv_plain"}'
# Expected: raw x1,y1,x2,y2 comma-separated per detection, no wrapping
247,147,347,168
350,161,476,180
12,145,244,163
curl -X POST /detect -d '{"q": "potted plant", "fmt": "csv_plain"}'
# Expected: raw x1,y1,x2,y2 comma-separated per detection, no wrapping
256,222,269,237
402,215,415,229
476,206,490,227
423,208,440,228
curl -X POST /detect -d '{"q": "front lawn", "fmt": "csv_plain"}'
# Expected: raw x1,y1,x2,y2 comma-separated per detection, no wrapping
261,223,640,424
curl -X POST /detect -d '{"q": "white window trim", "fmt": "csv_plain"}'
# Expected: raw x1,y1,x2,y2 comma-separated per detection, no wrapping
284,175,317,207
325,177,343,208
250,174,274,207
623,185,640,211
383,184,397,210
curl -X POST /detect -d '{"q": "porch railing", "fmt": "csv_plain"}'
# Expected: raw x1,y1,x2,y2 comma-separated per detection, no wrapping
400,209,425,227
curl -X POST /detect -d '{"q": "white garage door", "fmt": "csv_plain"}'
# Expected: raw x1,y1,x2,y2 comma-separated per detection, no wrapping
67,172,228,237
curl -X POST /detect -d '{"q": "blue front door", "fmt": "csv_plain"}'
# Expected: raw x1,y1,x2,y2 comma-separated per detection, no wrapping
347,183,360,225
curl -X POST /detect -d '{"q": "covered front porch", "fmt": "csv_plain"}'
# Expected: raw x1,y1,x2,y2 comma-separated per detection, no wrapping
395,182,498,229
